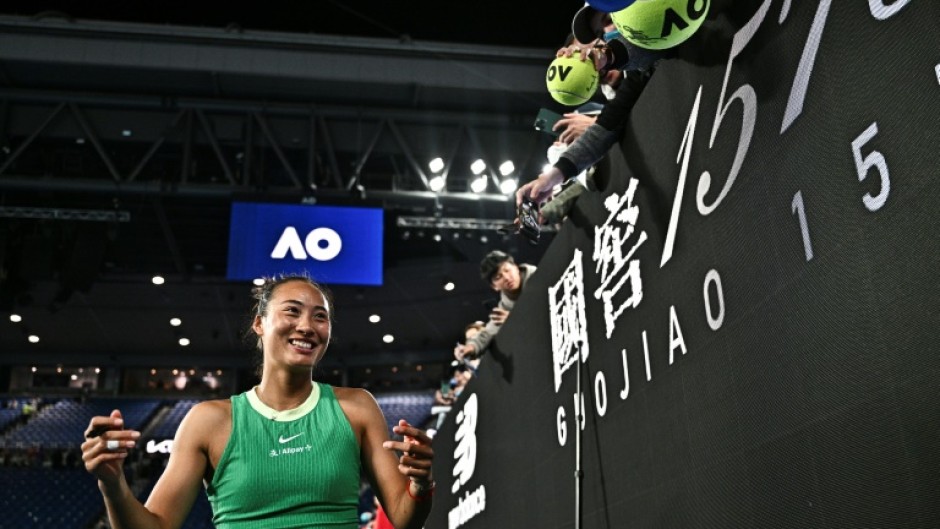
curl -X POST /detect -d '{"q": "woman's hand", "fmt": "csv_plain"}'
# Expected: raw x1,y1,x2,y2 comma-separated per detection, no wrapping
382,419,434,493
82,409,140,487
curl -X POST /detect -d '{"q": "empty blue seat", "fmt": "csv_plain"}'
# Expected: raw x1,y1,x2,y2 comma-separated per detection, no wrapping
0,467,102,529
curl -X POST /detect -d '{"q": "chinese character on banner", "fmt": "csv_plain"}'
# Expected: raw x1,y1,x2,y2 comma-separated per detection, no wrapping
548,249,589,393
593,178,648,339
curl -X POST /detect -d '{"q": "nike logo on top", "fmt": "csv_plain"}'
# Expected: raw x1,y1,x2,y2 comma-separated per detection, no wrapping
278,433,304,444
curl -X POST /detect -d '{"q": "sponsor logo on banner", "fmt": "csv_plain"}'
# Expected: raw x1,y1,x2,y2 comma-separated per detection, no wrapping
226,202,383,285
449,393,486,529
549,176,662,447
146,439,173,454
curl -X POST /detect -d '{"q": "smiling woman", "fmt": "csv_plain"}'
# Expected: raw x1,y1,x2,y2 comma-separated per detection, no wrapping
81,274,436,529
247,275,336,377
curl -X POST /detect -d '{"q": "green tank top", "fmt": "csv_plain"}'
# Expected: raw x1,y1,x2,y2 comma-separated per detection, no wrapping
207,383,360,529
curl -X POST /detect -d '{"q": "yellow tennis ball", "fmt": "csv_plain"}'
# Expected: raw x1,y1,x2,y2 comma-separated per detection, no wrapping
611,0,710,50
546,56,599,107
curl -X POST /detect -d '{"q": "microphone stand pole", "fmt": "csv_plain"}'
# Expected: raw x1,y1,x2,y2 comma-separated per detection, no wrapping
575,351,583,529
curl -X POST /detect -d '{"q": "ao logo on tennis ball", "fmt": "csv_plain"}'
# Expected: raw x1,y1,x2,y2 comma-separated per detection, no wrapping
270,226,342,261
546,57,598,106
612,0,710,50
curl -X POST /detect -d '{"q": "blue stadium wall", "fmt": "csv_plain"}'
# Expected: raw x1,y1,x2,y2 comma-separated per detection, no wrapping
428,2,939,528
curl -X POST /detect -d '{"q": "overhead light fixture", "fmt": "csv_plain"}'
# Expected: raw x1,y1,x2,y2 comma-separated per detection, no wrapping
170,318,182,327
428,157,445,173
28,335,40,344
429,175,445,192
383,334,394,344
70,374,78,381
470,175,488,193
499,161,515,176
75,138,85,144
9,314,21,323
470,159,486,175
95,367,100,373
369,314,381,323
179,338,190,346
432,233,442,242
31,367,37,372
152,275,165,285
443,281,455,291
252,278,265,286
499,178,518,194
122,130,133,137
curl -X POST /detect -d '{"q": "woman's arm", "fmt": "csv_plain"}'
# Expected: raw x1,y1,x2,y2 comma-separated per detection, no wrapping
83,403,220,529
339,388,434,529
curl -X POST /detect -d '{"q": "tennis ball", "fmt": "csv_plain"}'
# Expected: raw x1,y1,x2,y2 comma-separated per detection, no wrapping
611,0,710,50
546,56,599,106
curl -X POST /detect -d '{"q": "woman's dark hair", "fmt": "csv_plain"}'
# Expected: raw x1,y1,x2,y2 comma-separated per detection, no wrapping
245,273,334,377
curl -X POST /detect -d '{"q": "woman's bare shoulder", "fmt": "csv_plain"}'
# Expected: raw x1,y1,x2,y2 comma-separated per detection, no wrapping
179,399,232,435
191,398,231,414
332,386,377,408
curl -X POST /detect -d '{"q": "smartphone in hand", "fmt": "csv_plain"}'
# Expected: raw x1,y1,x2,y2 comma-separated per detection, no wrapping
533,108,563,137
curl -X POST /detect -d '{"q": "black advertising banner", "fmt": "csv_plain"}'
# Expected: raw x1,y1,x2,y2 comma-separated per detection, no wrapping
428,2,939,528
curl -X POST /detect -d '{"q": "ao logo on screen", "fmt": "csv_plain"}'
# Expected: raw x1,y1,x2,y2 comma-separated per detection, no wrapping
449,393,486,529
270,226,342,261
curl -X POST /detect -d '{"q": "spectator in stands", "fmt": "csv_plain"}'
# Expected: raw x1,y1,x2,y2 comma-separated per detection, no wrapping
431,364,474,431
455,251,537,359
518,4,666,211
434,364,473,408
453,321,485,370
81,274,435,529
433,379,455,409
